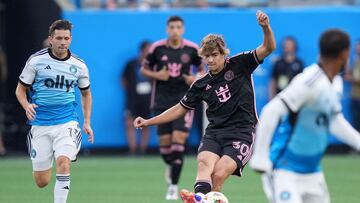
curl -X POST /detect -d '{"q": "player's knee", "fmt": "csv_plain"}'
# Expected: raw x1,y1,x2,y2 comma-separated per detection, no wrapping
35,177,50,188
56,156,71,173
198,158,211,171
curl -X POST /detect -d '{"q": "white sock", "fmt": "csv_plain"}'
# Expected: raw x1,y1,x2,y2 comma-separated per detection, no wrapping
54,174,70,203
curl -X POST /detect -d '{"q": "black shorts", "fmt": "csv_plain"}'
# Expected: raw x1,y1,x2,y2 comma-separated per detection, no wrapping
125,95,151,118
154,109,194,135
198,133,254,176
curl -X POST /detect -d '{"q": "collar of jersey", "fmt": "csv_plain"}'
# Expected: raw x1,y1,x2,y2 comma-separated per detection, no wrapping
48,48,71,61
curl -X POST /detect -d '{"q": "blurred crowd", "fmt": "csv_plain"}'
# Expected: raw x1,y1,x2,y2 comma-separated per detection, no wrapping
55,0,360,10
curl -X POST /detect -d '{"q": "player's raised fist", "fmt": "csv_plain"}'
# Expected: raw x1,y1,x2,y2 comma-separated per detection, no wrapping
256,10,270,27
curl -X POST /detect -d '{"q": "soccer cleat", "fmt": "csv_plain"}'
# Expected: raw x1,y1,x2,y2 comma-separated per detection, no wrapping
180,189,196,203
165,184,178,200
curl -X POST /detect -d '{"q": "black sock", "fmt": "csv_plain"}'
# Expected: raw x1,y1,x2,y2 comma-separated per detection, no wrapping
170,143,185,185
194,180,212,194
160,145,173,165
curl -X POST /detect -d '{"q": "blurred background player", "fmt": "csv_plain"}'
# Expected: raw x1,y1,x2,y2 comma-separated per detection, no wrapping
345,39,360,132
140,16,204,200
15,20,94,203
135,10,275,203
269,36,304,99
0,44,7,156
121,40,152,155
250,29,360,203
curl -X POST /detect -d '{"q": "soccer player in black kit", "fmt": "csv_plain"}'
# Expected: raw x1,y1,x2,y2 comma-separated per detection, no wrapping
140,16,204,200
135,10,275,203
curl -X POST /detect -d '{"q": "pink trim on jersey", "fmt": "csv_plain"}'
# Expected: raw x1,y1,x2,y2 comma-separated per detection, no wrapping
148,39,167,53
242,132,255,166
253,51,260,64
150,79,156,109
171,144,185,152
251,75,259,123
160,147,172,154
180,101,195,110
184,110,194,129
182,39,199,49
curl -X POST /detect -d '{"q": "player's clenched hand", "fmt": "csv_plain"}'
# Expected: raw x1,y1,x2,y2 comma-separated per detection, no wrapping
25,103,38,121
83,123,94,143
182,74,196,86
133,117,148,129
256,10,270,27
156,66,169,81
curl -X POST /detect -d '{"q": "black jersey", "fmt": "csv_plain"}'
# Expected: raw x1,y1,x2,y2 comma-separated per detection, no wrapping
271,57,304,93
180,50,262,142
144,39,202,110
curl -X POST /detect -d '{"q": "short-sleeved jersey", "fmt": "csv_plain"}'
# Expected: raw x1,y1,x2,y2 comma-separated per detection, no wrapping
180,50,262,142
270,63,342,173
271,57,304,93
19,48,90,126
144,39,202,110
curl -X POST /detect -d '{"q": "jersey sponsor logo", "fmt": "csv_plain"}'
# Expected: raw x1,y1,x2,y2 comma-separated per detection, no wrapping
224,70,234,81
44,65,51,70
44,75,75,92
161,55,168,61
181,53,190,63
215,84,231,103
167,63,182,77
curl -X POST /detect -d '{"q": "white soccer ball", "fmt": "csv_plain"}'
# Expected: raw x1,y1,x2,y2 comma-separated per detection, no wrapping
202,191,229,203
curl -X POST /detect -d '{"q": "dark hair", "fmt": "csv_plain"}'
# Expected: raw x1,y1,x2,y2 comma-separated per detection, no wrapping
320,29,350,58
282,36,298,51
167,16,184,25
48,20,72,36
139,40,151,51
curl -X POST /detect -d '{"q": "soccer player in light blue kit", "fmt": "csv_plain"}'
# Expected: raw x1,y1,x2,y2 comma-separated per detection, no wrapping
15,20,94,203
250,29,360,203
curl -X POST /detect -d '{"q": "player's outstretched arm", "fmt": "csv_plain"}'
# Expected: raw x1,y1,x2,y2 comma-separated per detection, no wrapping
15,82,38,121
255,10,276,61
250,97,288,173
134,103,187,129
80,88,94,143
330,113,360,151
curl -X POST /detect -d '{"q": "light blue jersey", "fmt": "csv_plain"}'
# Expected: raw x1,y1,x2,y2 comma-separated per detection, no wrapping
19,48,90,126
270,64,342,173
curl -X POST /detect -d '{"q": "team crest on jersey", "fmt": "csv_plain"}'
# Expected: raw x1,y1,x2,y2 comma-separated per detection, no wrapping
206,84,212,90
181,53,190,63
69,65,77,74
224,70,234,81
280,191,291,201
215,84,231,103
31,149,37,158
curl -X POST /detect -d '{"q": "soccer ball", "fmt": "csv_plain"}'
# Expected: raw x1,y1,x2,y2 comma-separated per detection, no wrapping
202,191,229,203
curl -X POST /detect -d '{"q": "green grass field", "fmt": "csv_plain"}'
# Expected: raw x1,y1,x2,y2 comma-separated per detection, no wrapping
0,155,359,203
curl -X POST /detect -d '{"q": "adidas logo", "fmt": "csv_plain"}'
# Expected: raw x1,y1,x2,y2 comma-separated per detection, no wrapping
63,186,69,190
44,65,51,70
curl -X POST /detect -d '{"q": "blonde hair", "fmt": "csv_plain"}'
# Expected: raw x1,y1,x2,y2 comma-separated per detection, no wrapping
199,34,229,57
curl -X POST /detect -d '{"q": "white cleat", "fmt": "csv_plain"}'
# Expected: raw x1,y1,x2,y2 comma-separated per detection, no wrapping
166,184,178,200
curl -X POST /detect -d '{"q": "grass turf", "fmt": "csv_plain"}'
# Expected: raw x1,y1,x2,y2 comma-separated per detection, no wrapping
0,155,359,203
